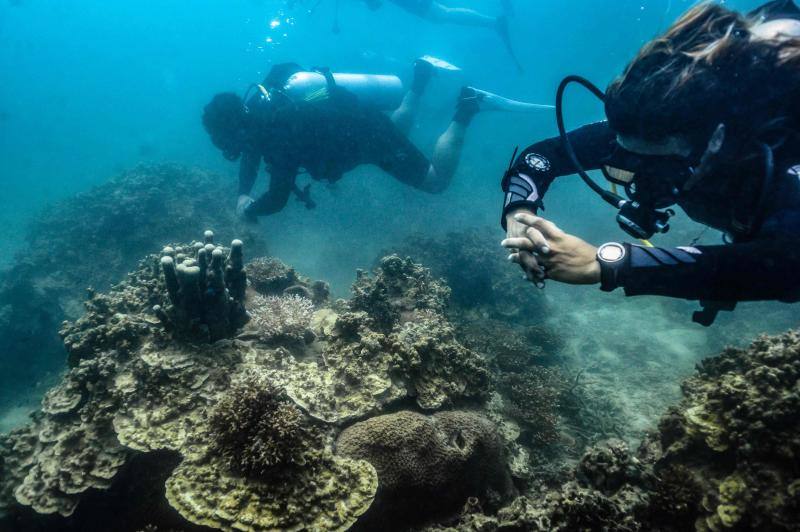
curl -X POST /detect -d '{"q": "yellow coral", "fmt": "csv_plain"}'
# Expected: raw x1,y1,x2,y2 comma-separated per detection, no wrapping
165,451,377,532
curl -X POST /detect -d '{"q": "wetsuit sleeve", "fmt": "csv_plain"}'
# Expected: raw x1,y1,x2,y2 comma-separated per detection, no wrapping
606,236,800,302
239,151,261,196
501,121,615,229
248,166,297,216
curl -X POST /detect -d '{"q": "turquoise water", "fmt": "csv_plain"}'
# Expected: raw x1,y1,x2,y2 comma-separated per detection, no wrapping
0,0,795,468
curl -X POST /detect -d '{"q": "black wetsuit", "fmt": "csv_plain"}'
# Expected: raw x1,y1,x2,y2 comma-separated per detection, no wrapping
501,1,800,305
239,87,429,216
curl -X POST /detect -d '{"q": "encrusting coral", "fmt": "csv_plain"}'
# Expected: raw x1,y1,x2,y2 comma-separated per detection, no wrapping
283,256,490,423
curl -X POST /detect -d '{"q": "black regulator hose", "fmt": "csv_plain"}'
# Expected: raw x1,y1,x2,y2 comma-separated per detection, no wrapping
556,75,625,208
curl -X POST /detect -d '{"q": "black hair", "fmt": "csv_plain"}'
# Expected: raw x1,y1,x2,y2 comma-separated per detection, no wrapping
202,92,248,161
605,3,800,157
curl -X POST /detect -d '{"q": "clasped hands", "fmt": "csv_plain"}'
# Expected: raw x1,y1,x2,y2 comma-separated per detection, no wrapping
501,210,601,287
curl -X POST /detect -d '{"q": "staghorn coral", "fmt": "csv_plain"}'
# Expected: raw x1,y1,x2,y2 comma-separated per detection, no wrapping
208,373,313,478
156,231,248,342
246,294,315,345
337,410,516,530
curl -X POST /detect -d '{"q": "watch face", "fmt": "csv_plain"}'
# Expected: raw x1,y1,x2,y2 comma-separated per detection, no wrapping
598,243,626,263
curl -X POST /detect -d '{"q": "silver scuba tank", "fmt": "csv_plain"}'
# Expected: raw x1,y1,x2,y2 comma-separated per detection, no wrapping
282,71,404,110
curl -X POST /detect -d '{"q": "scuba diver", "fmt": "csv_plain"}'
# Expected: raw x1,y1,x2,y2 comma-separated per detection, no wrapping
203,58,549,223
500,0,800,325
362,0,521,71
290,0,521,70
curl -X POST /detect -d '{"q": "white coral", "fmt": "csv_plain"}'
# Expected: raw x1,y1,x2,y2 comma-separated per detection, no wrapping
248,294,314,341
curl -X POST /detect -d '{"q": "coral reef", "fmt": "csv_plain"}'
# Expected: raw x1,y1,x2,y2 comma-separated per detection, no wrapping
337,410,516,530
1,243,505,531
350,255,450,330
245,256,330,304
382,228,548,322
0,164,267,411
429,331,800,532
284,258,490,423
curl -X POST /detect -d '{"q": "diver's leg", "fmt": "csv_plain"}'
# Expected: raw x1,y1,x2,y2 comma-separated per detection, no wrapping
416,88,480,193
391,59,435,135
427,2,495,27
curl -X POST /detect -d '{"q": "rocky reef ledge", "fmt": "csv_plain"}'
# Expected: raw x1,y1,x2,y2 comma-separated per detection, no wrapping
1,231,798,531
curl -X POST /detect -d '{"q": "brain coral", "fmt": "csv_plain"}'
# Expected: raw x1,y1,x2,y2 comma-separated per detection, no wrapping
336,410,515,529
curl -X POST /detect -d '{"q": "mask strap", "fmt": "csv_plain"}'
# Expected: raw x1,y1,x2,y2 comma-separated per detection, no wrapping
683,123,726,192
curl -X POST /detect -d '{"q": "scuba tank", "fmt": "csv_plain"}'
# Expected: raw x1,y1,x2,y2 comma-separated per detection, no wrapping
281,71,404,110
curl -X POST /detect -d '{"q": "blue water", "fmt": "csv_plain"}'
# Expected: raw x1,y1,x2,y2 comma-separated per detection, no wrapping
0,0,794,432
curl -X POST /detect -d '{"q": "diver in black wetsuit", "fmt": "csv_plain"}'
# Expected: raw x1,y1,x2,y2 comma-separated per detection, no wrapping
500,0,800,324
361,0,520,70
201,60,494,221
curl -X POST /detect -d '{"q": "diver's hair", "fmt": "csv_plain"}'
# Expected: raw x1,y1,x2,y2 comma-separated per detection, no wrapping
605,1,800,153
202,92,245,137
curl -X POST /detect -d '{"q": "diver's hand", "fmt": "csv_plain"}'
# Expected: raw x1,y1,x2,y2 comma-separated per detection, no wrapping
503,213,600,285
503,208,548,285
236,195,255,218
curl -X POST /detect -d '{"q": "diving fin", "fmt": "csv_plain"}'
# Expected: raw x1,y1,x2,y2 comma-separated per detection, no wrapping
496,16,523,74
465,87,553,113
417,55,461,72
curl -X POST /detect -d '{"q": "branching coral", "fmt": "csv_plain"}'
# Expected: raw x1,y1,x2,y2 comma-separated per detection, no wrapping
497,368,564,447
247,294,315,345
208,373,314,478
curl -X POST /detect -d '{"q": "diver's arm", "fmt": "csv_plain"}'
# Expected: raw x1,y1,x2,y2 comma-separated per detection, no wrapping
247,166,297,216
239,151,260,196
501,121,615,229
606,238,800,302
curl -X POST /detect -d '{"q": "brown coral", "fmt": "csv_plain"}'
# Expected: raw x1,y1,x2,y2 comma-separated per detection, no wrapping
337,410,515,529
208,373,314,478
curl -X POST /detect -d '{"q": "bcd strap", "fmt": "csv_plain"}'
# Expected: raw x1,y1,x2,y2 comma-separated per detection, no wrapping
312,66,337,91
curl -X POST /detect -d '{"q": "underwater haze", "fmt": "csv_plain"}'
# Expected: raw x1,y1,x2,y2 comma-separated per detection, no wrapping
1,0,799,530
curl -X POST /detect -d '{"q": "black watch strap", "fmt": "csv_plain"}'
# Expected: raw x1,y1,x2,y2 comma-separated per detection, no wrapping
597,242,628,292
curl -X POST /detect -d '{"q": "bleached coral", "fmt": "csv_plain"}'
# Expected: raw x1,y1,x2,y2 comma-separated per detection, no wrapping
247,294,315,344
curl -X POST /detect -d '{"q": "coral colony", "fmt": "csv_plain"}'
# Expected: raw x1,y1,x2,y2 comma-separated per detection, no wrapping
1,228,799,531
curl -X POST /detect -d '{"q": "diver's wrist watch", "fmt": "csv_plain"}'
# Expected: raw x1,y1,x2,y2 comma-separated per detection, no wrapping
596,242,627,292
